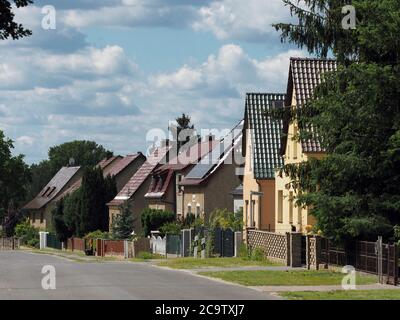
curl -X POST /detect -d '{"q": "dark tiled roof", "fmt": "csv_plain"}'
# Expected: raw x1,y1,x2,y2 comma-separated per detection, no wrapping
24,166,81,210
180,120,243,186
284,57,337,153
54,153,145,202
231,184,243,196
245,93,286,179
108,146,171,206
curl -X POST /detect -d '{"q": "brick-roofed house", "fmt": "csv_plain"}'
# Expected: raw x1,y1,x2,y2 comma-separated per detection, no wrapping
275,57,337,234
23,166,83,229
145,140,217,216
178,121,243,221
107,145,172,233
242,93,286,233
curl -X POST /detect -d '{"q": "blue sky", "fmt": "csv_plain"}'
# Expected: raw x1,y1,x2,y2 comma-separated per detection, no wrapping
0,0,305,164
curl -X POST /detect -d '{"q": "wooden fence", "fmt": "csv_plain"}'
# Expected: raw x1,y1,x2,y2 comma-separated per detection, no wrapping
0,237,19,251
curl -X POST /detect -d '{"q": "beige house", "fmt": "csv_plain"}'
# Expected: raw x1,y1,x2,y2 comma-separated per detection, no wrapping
23,166,82,230
179,121,243,222
145,140,217,215
242,93,286,232
107,145,171,233
275,57,337,234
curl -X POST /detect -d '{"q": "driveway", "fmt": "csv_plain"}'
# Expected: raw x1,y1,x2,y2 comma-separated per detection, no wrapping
0,251,278,300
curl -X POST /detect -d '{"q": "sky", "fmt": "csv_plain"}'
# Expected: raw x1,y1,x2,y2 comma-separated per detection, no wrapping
0,0,306,164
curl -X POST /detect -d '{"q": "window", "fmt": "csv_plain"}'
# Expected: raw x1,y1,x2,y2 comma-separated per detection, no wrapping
289,191,294,224
293,126,298,159
297,204,302,225
40,212,44,224
187,204,192,214
245,200,249,227
196,205,201,217
32,212,36,222
278,191,283,223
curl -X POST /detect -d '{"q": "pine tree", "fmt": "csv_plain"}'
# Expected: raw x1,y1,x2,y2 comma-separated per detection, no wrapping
111,203,134,240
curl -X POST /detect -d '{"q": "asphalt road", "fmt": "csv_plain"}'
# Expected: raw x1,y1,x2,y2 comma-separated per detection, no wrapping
0,251,277,300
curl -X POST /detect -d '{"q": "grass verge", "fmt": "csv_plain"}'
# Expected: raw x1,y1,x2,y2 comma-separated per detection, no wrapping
198,270,378,286
280,289,400,300
157,257,282,269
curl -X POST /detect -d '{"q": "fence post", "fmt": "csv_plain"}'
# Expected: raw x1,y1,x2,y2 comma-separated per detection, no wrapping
285,232,291,266
290,233,302,268
234,232,243,258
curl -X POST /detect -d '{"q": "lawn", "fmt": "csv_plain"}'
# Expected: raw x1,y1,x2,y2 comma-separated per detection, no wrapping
280,290,400,300
199,270,378,286
157,257,281,269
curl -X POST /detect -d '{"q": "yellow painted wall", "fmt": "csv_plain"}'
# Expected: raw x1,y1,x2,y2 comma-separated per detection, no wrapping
243,132,275,232
274,88,323,234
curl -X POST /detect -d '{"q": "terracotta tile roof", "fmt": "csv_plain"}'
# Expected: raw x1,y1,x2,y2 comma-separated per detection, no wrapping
244,93,286,179
145,141,216,199
180,120,243,186
98,156,121,170
108,146,171,206
23,166,81,210
283,57,337,153
102,153,144,177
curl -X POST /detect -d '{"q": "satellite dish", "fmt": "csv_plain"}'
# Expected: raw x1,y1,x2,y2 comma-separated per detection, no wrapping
69,157,75,166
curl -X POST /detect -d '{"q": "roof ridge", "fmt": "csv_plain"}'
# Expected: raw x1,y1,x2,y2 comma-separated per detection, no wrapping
290,56,337,62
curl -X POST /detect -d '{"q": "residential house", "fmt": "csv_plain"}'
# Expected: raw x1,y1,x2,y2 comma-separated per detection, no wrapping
145,140,217,216
179,121,243,222
55,153,146,202
23,166,82,230
242,93,286,233
275,57,337,234
107,145,172,233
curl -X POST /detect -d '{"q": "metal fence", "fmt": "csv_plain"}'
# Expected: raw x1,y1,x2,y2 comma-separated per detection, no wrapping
320,238,399,285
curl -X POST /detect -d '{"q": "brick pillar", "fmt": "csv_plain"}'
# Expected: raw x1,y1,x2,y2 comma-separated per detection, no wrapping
306,235,312,269
314,236,321,270
290,232,302,268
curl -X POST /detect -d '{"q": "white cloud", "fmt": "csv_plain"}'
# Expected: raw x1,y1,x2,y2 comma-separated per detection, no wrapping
193,0,292,41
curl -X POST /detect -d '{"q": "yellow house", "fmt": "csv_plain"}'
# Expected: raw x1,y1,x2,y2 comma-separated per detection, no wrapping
242,93,286,232
275,57,337,234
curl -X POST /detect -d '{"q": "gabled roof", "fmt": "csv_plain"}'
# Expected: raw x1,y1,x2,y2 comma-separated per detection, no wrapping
102,153,145,178
108,146,171,206
145,141,217,199
244,93,286,179
180,120,243,186
54,153,145,202
283,57,337,154
23,166,81,210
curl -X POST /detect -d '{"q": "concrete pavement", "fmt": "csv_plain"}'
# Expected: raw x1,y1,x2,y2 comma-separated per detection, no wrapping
0,251,278,300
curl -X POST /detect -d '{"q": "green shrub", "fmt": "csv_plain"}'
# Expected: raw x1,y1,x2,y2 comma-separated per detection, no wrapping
137,251,154,260
160,222,181,235
84,230,110,240
208,208,243,231
251,247,265,261
14,221,39,247
141,208,175,236
27,238,40,248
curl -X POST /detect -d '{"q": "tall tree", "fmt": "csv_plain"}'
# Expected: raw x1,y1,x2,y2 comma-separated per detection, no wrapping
274,0,400,241
25,140,113,203
111,203,135,240
0,130,30,225
174,113,197,151
0,0,33,40
62,167,117,237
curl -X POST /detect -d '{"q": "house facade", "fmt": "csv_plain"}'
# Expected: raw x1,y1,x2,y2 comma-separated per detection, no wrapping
242,93,286,233
275,57,337,234
23,166,82,230
179,121,243,222
145,140,217,216
107,145,171,233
